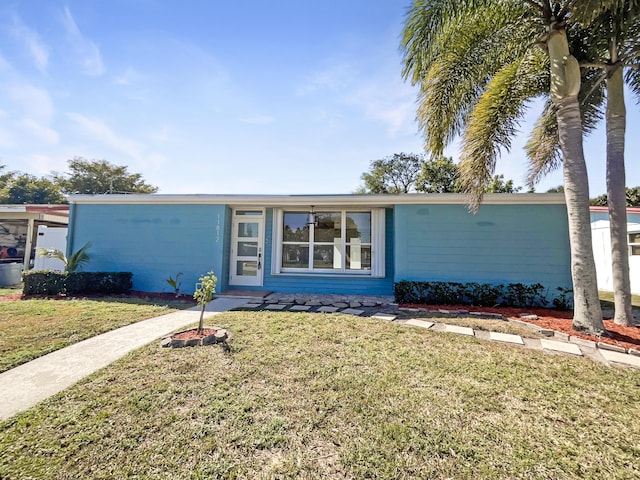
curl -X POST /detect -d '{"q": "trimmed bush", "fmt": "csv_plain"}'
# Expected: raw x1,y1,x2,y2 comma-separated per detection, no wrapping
23,271,133,296
22,271,66,295
394,280,571,309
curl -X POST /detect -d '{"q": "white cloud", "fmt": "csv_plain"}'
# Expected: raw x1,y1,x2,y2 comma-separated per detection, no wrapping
61,6,105,76
18,118,60,144
8,15,49,73
8,84,54,121
296,63,355,96
67,112,142,160
0,127,14,147
114,67,142,86
238,114,275,125
23,154,65,176
66,113,167,169
344,79,418,137
0,53,11,71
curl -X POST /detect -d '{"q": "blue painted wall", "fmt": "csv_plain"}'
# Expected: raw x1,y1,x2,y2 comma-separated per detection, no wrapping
394,204,572,291
68,204,229,294
69,201,571,297
239,208,395,295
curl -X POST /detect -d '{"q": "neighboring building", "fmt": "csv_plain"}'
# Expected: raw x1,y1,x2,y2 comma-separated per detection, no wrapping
65,193,572,297
0,205,69,270
590,206,640,295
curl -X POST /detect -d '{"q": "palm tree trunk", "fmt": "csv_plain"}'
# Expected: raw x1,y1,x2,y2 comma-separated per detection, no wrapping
548,28,605,334
606,66,633,326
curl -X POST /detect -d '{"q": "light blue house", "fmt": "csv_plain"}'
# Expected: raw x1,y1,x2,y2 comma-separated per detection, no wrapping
66,193,572,297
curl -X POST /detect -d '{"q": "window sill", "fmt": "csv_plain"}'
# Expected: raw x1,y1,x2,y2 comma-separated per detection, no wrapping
272,272,384,279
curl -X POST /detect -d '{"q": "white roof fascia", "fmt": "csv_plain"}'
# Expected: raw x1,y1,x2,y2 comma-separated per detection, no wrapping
67,193,566,207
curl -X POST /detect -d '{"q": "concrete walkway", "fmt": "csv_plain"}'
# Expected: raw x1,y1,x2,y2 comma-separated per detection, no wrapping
0,297,247,421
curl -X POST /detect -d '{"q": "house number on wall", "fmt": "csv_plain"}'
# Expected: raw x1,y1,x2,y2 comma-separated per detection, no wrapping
215,214,221,243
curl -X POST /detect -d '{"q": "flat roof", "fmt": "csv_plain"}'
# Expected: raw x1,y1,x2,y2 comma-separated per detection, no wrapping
67,192,566,207
590,206,640,214
0,205,69,225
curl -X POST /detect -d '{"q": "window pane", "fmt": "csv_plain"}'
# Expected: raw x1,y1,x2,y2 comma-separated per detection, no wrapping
629,233,640,244
346,245,371,270
282,244,309,268
283,213,309,241
632,245,640,256
315,213,342,242
236,261,258,276
313,245,341,269
346,212,371,243
237,241,257,257
238,222,258,238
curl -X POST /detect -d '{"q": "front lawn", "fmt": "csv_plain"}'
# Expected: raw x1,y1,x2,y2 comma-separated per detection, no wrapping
599,290,640,310
0,296,193,373
1,311,638,479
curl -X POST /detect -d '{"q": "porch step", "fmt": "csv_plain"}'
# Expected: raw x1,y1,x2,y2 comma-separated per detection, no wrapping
216,290,272,299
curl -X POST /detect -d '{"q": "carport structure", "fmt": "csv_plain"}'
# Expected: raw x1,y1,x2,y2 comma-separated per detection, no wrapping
0,205,69,270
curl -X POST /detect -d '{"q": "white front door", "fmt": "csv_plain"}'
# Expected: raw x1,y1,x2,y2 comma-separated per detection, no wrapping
229,209,264,286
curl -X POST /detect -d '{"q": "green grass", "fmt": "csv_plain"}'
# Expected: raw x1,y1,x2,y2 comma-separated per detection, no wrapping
0,296,193,373
599,291,640,311
1,311,639,479
0,285,21,296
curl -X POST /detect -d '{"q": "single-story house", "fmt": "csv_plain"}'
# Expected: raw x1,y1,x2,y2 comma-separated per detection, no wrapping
590,206,640,295
65,193,572,297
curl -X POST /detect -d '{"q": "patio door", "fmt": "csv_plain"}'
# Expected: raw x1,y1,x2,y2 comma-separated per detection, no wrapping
229,209,264,286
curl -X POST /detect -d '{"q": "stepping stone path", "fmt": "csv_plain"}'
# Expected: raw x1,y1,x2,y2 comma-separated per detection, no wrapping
489,332,524,345
317,306,339,313
289,305,311,311
405,319,435,329
444,324,475,336
540,339,583,356
599,349,640,368
229,293,640,369
264,304,287,311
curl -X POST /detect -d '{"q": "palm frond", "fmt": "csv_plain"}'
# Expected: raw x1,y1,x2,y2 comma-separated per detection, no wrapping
459,52,548,210
66,242,92,272
526,101,561,187
406,2,537,156
36,248,67,265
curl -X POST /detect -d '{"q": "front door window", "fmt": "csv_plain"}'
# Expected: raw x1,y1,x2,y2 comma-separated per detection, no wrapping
230,210,264,286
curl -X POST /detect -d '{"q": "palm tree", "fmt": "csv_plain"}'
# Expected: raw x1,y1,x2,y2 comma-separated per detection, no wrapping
402,0,607,334
527,3,640,326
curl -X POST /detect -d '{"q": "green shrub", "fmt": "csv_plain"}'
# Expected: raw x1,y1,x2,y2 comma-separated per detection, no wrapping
23,271,133,296
394,280,569,309
22,271,66,295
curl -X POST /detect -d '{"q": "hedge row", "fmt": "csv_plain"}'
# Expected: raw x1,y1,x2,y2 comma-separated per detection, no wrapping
394,280,573,310
23,271,133,296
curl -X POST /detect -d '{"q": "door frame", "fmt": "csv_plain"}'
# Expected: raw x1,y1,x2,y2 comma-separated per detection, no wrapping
229,208,265,287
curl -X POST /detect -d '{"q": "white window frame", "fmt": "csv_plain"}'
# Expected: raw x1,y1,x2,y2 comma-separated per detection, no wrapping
629,231,640,256
272,208,385,277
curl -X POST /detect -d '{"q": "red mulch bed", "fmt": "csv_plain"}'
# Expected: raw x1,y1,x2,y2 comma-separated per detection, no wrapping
400,304,640,351
171,328,218,340
0,293,22,302
0,291,196,304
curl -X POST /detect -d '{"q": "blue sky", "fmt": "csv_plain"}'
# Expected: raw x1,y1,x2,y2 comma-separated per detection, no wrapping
0,1,637,196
